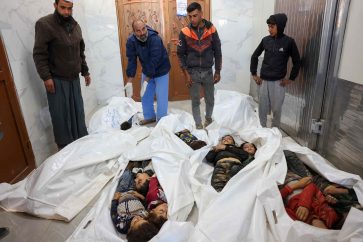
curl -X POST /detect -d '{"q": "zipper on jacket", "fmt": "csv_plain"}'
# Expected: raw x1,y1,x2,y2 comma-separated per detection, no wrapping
199,28,206,68
199,38,202,68
273,37,276,53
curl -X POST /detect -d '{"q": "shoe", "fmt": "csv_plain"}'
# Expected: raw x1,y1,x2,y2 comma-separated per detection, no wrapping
0,227,9,239
204,118,213,127
196,124,204,129
139,118,156,125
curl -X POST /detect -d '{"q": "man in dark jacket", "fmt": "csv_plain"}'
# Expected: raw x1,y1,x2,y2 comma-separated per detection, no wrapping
33,0,90,149
177,2,222,129
126,20,171,125
250,13,300,128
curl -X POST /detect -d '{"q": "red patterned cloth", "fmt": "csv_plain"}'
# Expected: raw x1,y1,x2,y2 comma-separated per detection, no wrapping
146,177,167,210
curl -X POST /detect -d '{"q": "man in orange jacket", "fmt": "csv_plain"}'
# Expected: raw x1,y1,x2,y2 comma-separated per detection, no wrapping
177,2,222,129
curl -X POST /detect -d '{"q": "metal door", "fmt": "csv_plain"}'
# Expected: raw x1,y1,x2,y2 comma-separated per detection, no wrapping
275,0,338,149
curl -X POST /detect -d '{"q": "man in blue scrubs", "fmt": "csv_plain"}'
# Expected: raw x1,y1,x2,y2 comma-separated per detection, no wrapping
126,20,171,125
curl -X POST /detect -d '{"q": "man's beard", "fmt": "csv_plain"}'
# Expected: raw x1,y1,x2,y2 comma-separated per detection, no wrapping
61,15,72,22
135,32,148,42
56,10,72,22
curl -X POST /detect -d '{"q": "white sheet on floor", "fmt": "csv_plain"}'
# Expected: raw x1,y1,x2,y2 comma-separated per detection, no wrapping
0,127,151,221
88,97,142,134
256,137,363,242
209,90,260,132
188,127,285,242
186,91,363,242
68,90,265,242
68,113,200,241
3,90,362,242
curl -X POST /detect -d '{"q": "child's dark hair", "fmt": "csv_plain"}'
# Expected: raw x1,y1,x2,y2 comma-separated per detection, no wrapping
187,2,202,13
137,175,150,197
266,15,277,25
222,135,235,145
240,142,257,151
127,221,159,242
120,121,132,130
147,210,167,230
189,140,207,150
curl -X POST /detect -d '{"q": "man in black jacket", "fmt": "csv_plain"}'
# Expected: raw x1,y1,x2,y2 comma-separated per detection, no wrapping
250,13,300,128
177,2,222,129
33,0,90,149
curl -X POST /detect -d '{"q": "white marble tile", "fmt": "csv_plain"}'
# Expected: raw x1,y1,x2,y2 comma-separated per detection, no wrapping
77,0,125,104
212,0,254,94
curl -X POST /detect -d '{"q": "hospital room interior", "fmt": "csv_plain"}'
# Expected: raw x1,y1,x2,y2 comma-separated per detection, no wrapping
0,0,362,241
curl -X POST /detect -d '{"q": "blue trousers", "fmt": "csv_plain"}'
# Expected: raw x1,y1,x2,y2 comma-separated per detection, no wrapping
141,73,169,121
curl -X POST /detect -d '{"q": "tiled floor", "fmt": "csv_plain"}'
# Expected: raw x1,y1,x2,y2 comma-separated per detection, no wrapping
0,195,98,242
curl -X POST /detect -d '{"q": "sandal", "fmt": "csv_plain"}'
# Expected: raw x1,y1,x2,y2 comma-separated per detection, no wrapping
139,119,156,125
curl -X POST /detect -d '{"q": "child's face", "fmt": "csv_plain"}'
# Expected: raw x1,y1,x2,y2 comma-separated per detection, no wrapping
243,143,256,155
152,203,168,219
268,24,278,37
135,173,150,190
221,135,234,145
130,215,147,230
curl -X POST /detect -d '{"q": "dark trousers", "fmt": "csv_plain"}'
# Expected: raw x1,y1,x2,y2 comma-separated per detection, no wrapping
47,77,88,147
188,68,214,125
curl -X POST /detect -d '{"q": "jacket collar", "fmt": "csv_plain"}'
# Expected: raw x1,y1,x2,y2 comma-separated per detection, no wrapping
188,19,212,30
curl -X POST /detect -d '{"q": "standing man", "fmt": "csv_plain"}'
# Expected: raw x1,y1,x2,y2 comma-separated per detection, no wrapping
250,13,300,128
177,2,222,129
33,0,90,149
126,20,171,125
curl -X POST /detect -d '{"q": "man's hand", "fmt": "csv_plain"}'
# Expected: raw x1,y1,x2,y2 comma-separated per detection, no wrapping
252,75,262,85
213,73,221,84
44,79,55,93
296,206,309,221
84,75,91,86
280,79,292,87
144,76,151,83
184,72,192,88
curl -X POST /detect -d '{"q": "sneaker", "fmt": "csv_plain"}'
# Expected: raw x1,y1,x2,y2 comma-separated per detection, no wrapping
204,118,213,127
196,124,204,129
